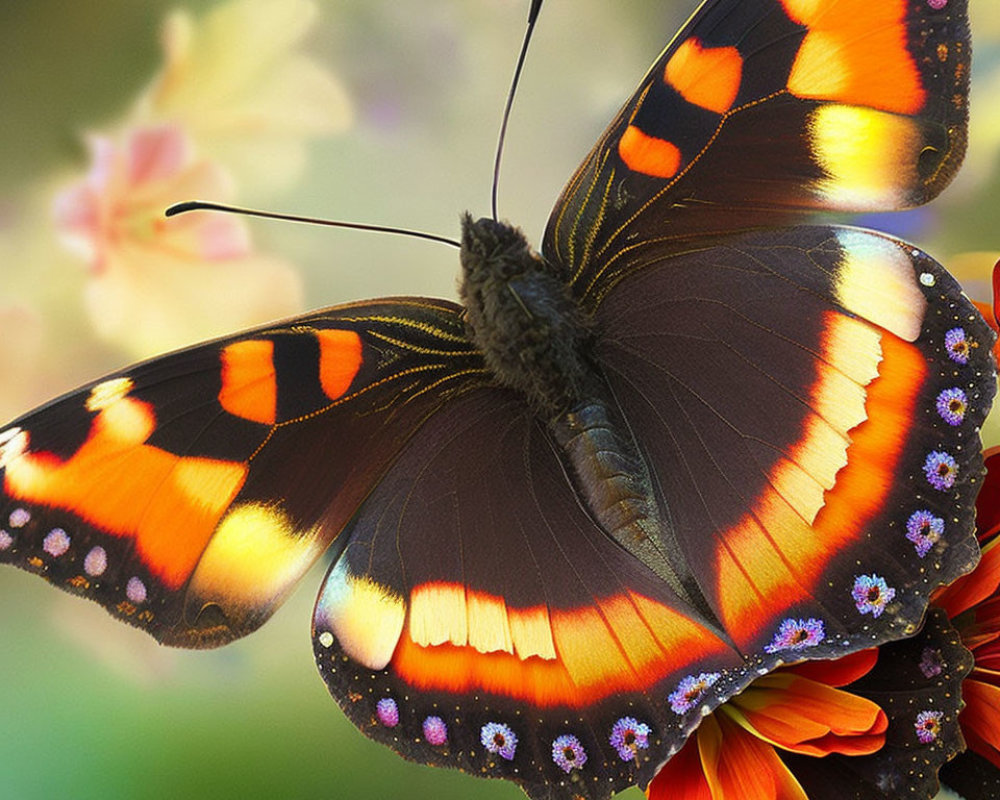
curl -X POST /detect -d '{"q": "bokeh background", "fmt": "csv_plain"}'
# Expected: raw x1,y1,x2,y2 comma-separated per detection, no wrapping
1,1,999,799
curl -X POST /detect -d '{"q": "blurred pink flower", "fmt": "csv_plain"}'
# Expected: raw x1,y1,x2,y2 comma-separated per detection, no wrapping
53,124,302,357
54,125,242,271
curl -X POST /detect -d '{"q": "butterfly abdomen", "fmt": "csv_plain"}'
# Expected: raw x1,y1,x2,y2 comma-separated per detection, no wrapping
550,400,696,597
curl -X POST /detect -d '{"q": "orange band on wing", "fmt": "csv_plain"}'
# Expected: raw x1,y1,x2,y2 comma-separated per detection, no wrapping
316,329,363,401
4,396,247,588
619,125,682,179
780,0,924,114
219,339,277,425
393,586,731,707
715,322,925,642
815,331,926,537
665,38,742,114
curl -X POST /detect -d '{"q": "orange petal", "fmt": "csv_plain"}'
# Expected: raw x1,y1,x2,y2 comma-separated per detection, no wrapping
700,714,809,800
783,648,878,687
973,300,996,332
647,735,713,800
727,674,886,756
960,678,1000,769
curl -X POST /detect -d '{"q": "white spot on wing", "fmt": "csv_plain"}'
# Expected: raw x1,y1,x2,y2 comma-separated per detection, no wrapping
85,377,134,412
833,230,926,341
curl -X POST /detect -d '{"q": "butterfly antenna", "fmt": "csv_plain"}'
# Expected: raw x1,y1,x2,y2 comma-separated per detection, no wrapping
491,0,544,222
165,200,462,249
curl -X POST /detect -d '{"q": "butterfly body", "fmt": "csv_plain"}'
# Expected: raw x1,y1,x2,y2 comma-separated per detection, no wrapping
461,214,679,586
459,214,593,416
1,1,993,799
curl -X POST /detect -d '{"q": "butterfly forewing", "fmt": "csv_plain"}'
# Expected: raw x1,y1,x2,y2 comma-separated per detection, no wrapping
544,0,971,304
0,299,485,646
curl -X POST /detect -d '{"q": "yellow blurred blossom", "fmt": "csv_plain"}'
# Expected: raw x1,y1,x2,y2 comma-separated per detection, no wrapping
53,124,302,357
132,0,352,194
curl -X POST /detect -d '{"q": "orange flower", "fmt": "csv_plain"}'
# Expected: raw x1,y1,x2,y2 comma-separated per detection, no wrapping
935,448,1000,796
648,650,886,800
647,607,971,800
53,124,302,357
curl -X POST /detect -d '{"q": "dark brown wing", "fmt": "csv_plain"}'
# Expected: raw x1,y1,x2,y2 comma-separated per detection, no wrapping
310,228,995,800
783,607,973,799
311,387,752,800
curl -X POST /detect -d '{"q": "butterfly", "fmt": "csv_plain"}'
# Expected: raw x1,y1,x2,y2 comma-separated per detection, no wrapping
0,0,993,798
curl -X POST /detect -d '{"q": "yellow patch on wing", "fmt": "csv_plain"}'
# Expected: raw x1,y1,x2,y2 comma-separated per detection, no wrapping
189,502,327,618
768,449,834,528
467,589,515,654
86,377,135,411
0,426,28,469
508,604,557,661
809,359,871,436
410,582,468,647
551,605,635,686
807,104,924,211
714,325,926,646
819,308,887,385
409,583,556,660
391,585,734,707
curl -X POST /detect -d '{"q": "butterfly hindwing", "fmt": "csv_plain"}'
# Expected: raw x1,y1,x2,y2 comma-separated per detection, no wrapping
0,298,485,646
544,0,971,302
592,226,993,658
0,1,990,799
312,387,748,799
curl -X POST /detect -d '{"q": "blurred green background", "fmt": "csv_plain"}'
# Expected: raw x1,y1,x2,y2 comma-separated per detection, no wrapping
1,2,999,799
